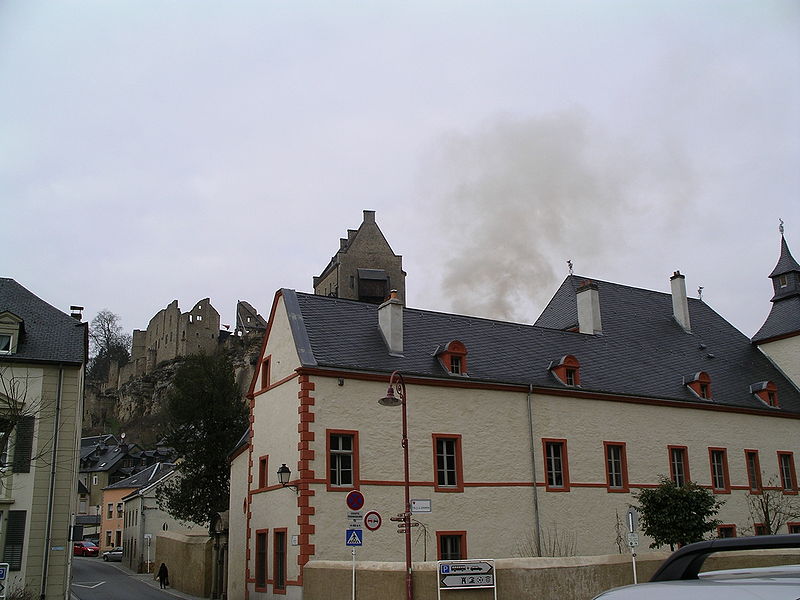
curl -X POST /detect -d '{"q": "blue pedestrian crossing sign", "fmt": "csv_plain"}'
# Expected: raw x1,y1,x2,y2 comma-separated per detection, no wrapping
346,529,363,546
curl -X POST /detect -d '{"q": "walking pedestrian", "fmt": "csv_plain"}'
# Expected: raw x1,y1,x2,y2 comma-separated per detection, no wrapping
157,562,169,589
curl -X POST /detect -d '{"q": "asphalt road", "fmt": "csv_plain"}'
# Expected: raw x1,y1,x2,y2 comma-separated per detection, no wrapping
71,556,174,600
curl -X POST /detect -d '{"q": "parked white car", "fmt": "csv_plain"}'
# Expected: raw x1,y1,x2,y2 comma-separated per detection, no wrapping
102,546,123,562
593,534,800,600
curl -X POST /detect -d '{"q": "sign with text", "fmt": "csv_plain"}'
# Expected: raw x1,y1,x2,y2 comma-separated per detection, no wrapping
438,559,496,596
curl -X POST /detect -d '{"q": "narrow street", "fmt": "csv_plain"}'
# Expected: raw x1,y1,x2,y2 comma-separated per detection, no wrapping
71,557,191,600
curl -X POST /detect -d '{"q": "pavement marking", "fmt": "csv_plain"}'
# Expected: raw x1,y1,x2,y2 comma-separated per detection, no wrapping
72,582,105,589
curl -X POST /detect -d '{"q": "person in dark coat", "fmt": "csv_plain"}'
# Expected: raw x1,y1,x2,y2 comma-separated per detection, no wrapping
157,563,169,589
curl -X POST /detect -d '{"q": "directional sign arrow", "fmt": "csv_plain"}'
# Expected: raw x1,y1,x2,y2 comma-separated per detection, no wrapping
440,574,494,588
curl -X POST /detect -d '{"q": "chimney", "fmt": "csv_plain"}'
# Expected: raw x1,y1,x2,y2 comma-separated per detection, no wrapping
363,209,376,223
378,290,403,356
70,306,84,321
576,281,602,334
670,271,691,332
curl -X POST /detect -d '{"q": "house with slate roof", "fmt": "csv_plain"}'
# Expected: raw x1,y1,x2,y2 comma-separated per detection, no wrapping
228,235,800,600
0,278,87,600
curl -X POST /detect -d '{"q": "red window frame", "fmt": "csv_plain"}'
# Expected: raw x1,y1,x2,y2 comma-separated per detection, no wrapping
254,529,268,591
754,523,768,536
787,522,800,534
708,447,730,493
668,445,690,486
273,528,287,594
778,451,798,494
603,441,629,493
260,356,271,390
432,434,464,493
257,455,269,490
542,438,570,491
745,449,762,493
436,530,467,560
716,524,736,538
326,429,359,491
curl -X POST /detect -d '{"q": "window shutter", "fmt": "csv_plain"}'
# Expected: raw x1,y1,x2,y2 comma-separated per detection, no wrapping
12,416,35,473
3,510,27,570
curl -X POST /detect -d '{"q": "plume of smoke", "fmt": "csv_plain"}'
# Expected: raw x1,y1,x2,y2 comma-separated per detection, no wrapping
424,111,692,322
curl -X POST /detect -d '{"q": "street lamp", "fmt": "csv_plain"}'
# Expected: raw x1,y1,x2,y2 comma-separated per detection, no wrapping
276,463,299,494
378,371,413,600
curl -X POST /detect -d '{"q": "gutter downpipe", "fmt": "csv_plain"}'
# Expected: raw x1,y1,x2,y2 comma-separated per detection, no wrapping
527,384,542,556
41,366,64,600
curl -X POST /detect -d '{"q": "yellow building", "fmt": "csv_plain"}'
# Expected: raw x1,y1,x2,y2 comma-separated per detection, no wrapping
0,279,86,599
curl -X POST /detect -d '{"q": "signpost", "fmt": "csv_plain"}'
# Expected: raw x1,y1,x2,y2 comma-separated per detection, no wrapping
437,559,496,599
626,507,640,584
344,492,365,600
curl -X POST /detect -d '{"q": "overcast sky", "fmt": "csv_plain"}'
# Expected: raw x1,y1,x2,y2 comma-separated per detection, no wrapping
2,1,798,340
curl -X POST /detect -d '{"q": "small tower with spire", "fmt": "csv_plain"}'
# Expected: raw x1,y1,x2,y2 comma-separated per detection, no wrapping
752,223,800,386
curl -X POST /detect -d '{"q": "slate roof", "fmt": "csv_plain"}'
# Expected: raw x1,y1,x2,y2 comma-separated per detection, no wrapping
753,235,800,342
281,277,800,415
769,236,800,277
0,278,86,365
104,461,175,491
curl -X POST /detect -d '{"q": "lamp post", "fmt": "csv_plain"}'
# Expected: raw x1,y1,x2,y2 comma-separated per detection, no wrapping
378,371,413,600
276,463,299,494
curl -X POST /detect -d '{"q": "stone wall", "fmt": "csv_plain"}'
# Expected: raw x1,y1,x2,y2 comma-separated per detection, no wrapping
155,531,213,598
301,549,800,600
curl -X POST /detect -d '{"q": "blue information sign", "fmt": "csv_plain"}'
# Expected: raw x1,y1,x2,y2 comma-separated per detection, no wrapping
345,529,363,546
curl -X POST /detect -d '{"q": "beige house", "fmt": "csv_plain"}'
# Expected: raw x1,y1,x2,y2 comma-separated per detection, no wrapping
229,235,800,599
0,279,86,599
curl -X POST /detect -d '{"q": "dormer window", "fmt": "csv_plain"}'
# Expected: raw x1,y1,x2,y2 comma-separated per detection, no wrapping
684,371,712,400
750,381,779,408
436,341,468,376
779,275,788,288
549,355,581,387
0,311,23,355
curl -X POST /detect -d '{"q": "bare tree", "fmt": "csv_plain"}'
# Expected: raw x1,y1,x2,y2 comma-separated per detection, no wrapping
743,477,800,535
0,367,54,485
88,309,131,382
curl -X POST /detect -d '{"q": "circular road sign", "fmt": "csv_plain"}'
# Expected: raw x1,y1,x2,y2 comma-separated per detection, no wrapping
346,490,365,511
364,511,382,531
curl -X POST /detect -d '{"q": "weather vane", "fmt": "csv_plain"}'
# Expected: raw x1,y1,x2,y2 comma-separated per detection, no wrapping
567,260,573,276
698,286,704,302
779,218,784,236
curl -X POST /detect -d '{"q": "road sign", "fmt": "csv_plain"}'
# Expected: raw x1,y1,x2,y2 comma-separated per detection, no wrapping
345,529,363,546
627,507,639,533
627,532,639,548
0,563,7,580
441,574,494,588
411,498,431,513
346,510,363,528
346,490,364,511
438,560,496,592
364,511,382,531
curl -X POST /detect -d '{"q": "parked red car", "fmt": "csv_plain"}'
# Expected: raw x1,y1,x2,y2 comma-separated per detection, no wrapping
73,541,99,557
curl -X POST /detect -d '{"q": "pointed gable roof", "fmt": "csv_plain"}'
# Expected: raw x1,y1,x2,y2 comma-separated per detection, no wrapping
753,234,800,344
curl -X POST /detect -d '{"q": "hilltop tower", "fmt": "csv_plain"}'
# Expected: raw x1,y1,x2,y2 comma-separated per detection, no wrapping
313,210,406,304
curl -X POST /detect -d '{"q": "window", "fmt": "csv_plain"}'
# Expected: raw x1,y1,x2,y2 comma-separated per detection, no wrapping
684,371,712,399
107,504,113,519
255,530,268,590
604,442,628,492
779,275,788,288
717,524,736,538
115,530,121,546
778,452,797,493
3,511,26,570
751,381,779,407
543,439,570,491
258,456,269,489
106,530,112,547
260,357,271,390
437,531,466,560
709,448,730,493
433,434,463,492
117,503,123,518
273,529,287,592
0,334,11,353
328,431,358,489
436,341,468,376
745,450,762,493
669,446,690,487
788,522,800,534
12,416,34,473
549,355,581,386
93,475,98,486
754,523,768,536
